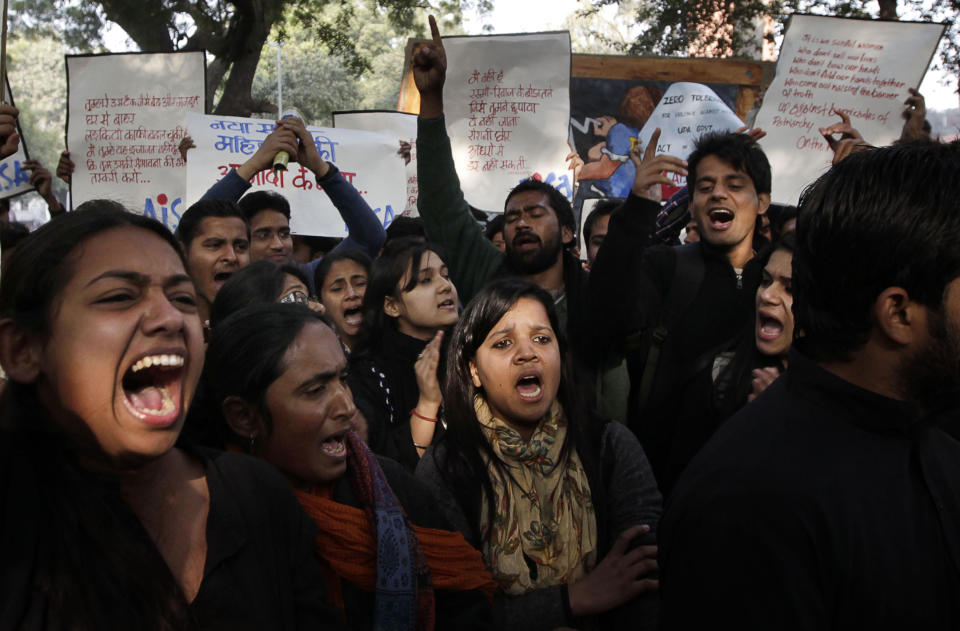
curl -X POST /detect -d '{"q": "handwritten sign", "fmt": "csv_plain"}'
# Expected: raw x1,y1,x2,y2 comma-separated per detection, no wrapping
0,78,33,200
185,112,406,237
619,82,744,197
66,51,205,228
754,15,944,204
443,32,573,210
332,110,418,216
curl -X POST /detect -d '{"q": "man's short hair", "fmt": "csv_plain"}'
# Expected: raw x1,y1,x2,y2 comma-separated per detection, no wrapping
237,190,291,222
385,216,425,242
504,179,576,233
794,140,960,362
686,132,771,197
583,199,621,242
484,214,505,241
175,199,248,247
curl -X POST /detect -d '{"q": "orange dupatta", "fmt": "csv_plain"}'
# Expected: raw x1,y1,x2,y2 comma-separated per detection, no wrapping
295,489,498,600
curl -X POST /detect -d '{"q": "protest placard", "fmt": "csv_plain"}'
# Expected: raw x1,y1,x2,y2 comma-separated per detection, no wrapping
185,112,406,237
442,32,573,210
754,15,945,204
332,110,417,215
0,77,33,200
578,82,744,199
66,51,206,229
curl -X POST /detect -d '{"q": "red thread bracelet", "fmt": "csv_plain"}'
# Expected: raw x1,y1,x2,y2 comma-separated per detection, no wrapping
410,408,438,423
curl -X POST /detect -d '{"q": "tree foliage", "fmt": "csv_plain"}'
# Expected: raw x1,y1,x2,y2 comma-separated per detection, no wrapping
582,0,959,78
11,0,491,117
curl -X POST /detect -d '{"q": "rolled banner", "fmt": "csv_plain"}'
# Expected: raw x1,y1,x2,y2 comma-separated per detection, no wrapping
272,108,302,172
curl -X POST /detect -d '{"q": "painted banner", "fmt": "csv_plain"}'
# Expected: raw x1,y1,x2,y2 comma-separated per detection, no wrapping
66,51,206,229
754,15,944,204
443,32,573,210
185,112,405,237
333,110,417,215
570,78,740,200
0,78,34,201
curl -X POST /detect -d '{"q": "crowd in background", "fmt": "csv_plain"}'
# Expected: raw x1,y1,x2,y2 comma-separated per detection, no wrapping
1,15,959,631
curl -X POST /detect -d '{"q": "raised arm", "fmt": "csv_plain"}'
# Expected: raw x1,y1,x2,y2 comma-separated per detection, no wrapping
200,124,299,202
280,117,386,258
588,130,687,347
413,15,504,302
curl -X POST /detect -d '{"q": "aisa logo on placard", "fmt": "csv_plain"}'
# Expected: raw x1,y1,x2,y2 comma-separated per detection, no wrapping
144,193,183,231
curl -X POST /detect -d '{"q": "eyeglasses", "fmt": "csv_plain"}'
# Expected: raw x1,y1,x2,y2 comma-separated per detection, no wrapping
279,290,310,305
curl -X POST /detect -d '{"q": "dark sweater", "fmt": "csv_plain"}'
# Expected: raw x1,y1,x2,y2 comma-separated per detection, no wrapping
0,438,342,630
347,328,429,472
416,116,594,362
415,420,661,631
589,193,762,495
660,351,960,629
330,455,493,630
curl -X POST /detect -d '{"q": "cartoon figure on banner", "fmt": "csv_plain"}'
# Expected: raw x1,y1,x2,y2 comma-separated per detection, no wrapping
143,193,183,231
569,85,662,198
528,172,573,200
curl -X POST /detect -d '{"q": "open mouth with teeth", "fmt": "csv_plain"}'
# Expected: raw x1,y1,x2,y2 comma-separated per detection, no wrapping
319,430,349,459
707,208,735,230
342,306,362,329
438,298,456,311
757,313,785,342
120,353,186,427
516,374,543,402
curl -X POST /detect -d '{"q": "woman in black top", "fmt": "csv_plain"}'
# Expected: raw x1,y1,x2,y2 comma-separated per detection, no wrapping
348,237,459,471
0,205,341,630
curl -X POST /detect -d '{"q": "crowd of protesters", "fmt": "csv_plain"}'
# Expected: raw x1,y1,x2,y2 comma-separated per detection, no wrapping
1,14,959,631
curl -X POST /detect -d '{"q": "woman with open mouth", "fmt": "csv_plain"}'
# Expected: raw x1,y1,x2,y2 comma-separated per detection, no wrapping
199,302,497,630
416,278,662,631
713,232,796,416
0,205,343,630
314,249,373,354
348,237,459,472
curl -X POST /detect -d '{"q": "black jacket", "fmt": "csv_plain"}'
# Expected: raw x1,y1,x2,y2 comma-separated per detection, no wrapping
660,350,960,629
589,193,761,495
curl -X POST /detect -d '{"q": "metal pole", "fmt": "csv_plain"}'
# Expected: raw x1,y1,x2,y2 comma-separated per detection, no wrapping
276,42,283,115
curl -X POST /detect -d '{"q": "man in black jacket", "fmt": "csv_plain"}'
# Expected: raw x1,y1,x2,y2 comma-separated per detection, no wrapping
589,129,770,495
660,140,960,630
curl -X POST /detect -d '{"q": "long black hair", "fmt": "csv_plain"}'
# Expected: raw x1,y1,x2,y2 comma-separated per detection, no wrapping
353,236,450,356
425,278,604,545
193,303,329,449
209,259,309,328
0,203,196,630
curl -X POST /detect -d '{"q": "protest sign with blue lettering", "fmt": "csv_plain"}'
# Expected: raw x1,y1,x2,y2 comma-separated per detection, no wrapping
66,51,206,229
0,77,34,201
185,112,406,237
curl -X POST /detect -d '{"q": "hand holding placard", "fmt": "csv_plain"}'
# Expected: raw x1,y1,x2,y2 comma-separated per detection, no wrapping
629,128,688,202
413,16,447,119
0,103,18,160
899,88,928,142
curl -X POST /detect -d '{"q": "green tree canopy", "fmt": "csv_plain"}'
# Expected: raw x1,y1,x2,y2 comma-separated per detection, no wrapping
11,0,491,116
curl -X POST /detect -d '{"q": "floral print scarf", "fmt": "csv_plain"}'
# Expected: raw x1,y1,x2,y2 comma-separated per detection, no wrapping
475,395,598,595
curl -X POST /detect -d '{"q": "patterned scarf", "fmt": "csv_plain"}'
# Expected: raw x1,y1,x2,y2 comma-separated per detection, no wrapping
344,431,435,630
475,396,598,595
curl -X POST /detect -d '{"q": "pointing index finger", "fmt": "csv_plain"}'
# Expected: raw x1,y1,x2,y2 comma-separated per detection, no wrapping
428,15,442,44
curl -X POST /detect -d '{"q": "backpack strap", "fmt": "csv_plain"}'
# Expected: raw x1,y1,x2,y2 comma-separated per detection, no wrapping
634,243,706,411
